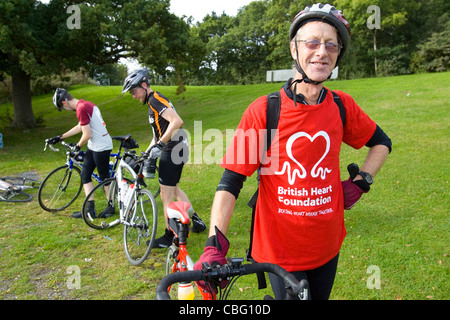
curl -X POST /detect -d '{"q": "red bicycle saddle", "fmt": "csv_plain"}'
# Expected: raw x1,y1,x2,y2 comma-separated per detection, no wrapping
167,201,193,225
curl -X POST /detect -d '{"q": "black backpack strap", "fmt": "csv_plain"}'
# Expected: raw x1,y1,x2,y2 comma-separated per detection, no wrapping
332,91,346,128
265,91,282,154
247,91,281,209
246,92,281,291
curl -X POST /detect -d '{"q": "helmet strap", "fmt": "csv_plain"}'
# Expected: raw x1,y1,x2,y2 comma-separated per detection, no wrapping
143,92,149,105
137,85,149,105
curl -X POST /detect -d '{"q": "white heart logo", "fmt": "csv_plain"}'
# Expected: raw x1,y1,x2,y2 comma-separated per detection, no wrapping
275,131,332,185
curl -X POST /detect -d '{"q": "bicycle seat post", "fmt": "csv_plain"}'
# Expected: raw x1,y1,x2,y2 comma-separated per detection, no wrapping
167,201,193,245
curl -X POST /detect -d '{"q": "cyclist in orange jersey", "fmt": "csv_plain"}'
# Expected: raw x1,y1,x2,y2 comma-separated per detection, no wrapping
123,69,206,247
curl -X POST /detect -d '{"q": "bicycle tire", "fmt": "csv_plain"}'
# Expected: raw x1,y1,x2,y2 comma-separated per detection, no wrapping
81,178,122,230
145,166,160,199
0,190,33,202
165,245,178,275
123,188,157,266
165,245,181,299
38,165,82,212
153,186,160,199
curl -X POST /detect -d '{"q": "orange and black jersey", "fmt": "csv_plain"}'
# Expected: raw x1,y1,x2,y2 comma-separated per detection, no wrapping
147,91,186,149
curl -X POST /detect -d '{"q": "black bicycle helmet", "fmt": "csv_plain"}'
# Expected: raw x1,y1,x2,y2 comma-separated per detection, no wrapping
290,3,351,85
122,68,149,94
53,88,69,111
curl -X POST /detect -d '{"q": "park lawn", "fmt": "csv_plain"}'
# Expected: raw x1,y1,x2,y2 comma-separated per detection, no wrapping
0,72,448,300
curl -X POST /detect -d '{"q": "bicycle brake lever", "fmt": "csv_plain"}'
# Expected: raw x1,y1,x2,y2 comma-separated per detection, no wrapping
137,175,147,188
297,279,309,300
226,257,244,267
45,142,59,152
202,262,213,272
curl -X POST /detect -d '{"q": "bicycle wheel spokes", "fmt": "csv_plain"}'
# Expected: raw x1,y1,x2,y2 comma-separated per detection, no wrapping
82,178,120,230
38,166,82,212
124,189,157,266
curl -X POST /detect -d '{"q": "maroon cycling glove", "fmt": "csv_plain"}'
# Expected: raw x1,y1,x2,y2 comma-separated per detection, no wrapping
342,178,369,210
194,226,229,293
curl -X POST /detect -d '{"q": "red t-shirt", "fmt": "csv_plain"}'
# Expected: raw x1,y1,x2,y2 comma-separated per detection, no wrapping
221,87,376,271
76,100,112,152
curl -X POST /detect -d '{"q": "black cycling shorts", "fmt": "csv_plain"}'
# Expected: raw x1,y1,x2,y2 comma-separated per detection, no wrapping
158,146,188,187
81,148,111,184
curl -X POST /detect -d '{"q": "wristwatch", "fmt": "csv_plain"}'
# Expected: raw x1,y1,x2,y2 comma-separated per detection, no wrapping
359,171,374,185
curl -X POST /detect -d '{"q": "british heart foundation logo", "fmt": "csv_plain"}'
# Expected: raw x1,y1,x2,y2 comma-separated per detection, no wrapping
275,131,332,185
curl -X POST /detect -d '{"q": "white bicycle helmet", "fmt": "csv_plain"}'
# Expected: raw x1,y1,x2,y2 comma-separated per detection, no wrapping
290,3,351,85
53,88,69,111
122,68,149,94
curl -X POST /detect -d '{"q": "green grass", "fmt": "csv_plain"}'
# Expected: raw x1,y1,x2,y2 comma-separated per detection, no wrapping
0,72,448,300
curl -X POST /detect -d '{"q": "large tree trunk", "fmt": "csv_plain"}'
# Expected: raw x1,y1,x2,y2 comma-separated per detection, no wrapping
11,70,36,129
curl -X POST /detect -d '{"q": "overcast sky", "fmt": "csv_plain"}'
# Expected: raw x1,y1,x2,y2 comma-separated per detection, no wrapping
169,0,255,22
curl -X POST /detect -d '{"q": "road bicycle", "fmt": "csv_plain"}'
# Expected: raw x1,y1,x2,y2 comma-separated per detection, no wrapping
160,201,309,300
0,176,41,203
81,150,158,266
38,134,151,212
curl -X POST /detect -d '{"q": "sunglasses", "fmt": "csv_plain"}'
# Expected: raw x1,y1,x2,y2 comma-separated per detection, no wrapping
130,87,140,95
298,39,342,53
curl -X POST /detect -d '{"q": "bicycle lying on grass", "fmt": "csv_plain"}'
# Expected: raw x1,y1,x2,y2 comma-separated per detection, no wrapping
0,176,41,203
38,134,154,212
81,148,158,266
159,201,309,300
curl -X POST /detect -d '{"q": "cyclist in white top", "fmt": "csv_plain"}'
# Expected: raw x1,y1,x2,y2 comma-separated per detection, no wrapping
48,88,113,218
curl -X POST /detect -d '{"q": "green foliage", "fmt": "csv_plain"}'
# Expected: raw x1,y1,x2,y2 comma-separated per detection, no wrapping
410,15,450,73
188,0,450,82
0,0,195,128
1,0,449,128
89,64,129,86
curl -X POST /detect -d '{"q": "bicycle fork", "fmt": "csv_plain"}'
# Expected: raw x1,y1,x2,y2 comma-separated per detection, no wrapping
171,245,215,300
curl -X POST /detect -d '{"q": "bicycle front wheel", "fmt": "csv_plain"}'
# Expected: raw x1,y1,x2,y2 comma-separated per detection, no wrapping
165,245,180,299
123,188,157,266
38,165,82,212
82,178,121,230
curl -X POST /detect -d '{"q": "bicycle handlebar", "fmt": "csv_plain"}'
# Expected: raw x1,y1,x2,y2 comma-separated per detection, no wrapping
155,260,309,300
44,140,72,152
44,139,148,161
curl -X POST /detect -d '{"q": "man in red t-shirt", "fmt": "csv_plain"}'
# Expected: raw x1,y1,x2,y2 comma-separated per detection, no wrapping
195,4,391,300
